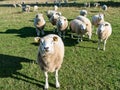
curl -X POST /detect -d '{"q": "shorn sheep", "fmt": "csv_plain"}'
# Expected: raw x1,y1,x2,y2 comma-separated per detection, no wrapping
56,16,68,39
80,10,88,17
70,19,87,42
97,21,112,51
91,13,104,33
76,15,92,40
34,14,46,36
36,34,64,89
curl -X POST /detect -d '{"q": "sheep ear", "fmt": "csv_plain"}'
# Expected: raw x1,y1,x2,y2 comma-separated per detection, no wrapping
34,37,41,43
64,19,67,21
53,36,58,41
105,24,108,26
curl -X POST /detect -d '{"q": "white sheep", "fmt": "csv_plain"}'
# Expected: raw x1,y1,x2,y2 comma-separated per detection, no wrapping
22,5,31,12
46,10,61,19
33,5,39,11
34,14,46,36
76,15,92,40
36,34,64,89
54,5,58,11
94,2,100,7
102,5,108,11
56,16,68,39
80,10,88,17
97,21,112,51
91,13,104,34
70,19,87,42
84,2,90,8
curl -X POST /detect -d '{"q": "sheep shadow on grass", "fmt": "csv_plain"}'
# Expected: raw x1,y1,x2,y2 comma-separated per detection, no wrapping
0,27,36,38
0,54,49,89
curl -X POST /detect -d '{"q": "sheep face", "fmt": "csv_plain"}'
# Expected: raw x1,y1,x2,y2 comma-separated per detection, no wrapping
80,23,87,31
36,14,43,19
58,18,66,27
39,36,58,54
98,24,105,32
98,14,104,21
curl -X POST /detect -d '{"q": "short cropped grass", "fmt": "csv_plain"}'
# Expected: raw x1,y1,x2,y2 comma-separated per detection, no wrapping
0,1,120,90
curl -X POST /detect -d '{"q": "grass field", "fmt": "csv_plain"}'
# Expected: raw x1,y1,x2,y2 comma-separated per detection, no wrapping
0,1,120,90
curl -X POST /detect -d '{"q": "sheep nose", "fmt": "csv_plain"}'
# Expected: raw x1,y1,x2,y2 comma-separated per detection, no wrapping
44,47,49,51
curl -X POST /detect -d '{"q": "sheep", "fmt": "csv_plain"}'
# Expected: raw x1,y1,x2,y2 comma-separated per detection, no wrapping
49,12,61,32
46,10,61,19
80,10,88,17
34,14,46,36
17,3,22,7
56,16,68,39
94,2,100,7
102,5,108,11
13,3,16,8
33,5,39,11
84,2,90,8
54,5,58,11
91,13,104,34
76,15,92,40
36,34,64,89
97,21,112,51
22,5,31,12
69,19,87,42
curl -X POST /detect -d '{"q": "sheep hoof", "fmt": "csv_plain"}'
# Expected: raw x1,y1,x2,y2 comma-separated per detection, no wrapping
97,48,100,50
56,82,60,88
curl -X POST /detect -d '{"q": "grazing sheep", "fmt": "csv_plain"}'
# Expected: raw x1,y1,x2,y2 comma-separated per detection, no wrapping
76,15,92,40
97,21,112,51
56,16,68,39
54,5,58,11
33,5,39,11
17,3,22,7
36,34,64,89
22,5,31,12
102,5,108,11
91,13,104,34
13,3,16,8
70,19,87,42
80,10,88,17
84,2,90,8
94,2,100,7
34,14,46,36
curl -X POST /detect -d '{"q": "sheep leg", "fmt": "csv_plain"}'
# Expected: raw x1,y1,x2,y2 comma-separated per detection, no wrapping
103,40,106,51
77,35,81,42
44,72,49,89
97,39,101,50
41,30,45,35
71,33,73,38
58,31,62,38
55,69,60,88
36,28,40,36
63,31,65,39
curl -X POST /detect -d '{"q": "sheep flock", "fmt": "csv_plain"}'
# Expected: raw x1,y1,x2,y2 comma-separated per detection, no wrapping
11,1,113,90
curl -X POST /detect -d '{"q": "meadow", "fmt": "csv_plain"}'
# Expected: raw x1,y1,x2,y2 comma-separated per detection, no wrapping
0,1,120,90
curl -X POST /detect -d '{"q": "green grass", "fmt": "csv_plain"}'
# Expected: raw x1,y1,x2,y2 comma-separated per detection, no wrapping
0,2,120,90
